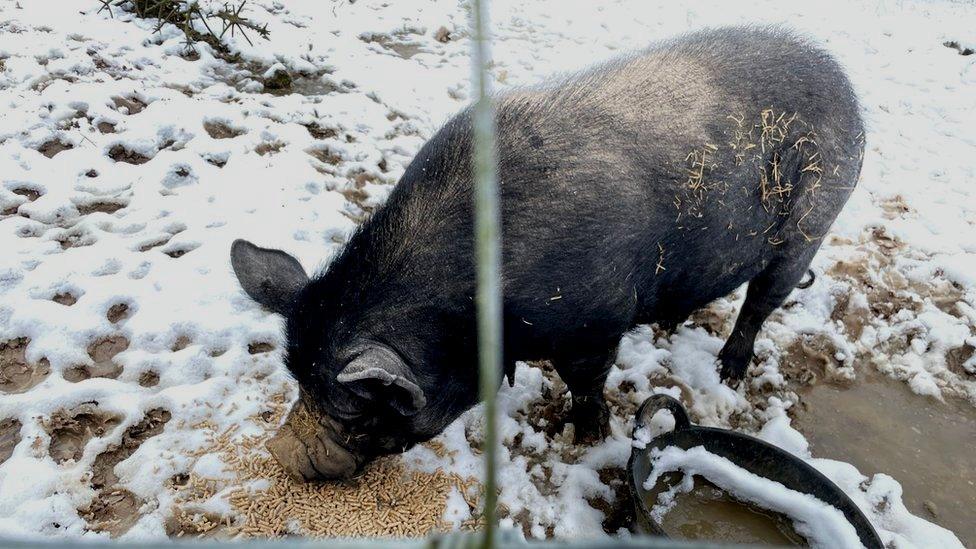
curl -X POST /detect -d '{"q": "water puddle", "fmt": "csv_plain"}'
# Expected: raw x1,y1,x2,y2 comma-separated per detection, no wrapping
648,474,806,545
792,370,976,546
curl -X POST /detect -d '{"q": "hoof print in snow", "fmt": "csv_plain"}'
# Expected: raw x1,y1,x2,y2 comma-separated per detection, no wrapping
203,121,245,139
52,292,78,306
171,335,192,352
163,244,197,258
111,96,147,115
248,342,274,355
138,370,159,387
307,146,342,165
947,344,975,377
263,67,293,93
204,154,228,168
96,122,116,134
340,187,371,212
91,408,171,489
255,141,285,156
81,488,141,538
108,145,151,165
11,188,41,202
168,473,189,488
138,236,171,252
106,303,130,323
38,140,73,158
305,123,338,140
56,229,94,250
434,26,452,43
0,418,22,465
88,335,129,367
46,403,122,464
64,336,129,382
77,201,126,216
943,41,974,56
0,338,51,394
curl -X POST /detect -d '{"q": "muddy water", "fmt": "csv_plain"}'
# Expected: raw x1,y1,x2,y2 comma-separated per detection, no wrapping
793,371,976,546
650,475,806,545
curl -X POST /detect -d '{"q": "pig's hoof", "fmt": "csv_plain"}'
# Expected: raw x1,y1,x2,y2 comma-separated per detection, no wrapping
718,356,748,385
569,407,611,445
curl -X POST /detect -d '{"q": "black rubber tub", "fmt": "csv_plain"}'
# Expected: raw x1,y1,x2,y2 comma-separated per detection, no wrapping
627,394,883,548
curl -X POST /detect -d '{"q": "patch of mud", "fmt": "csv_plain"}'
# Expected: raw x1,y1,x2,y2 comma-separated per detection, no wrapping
688,306,729,337
947,344,975,376
106,303,130,323
46,403,122,463
38,140,73,158
108,144,151,165
64,336,128,382
52,292,78,306
0,337,51,394
588,467,634,535
792,370,976,547
360,34,425,59
91,408,171,489
779,334,853,387
203,121,245,139
81,488,141,538
97,121,116,134
829,256,918,322
0,418,22,465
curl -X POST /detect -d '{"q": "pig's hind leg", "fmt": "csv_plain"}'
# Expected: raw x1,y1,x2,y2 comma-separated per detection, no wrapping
552,348,616,444
718,249,817,383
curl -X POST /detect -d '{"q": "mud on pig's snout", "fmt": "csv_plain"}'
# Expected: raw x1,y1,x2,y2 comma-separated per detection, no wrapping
265,398,359,481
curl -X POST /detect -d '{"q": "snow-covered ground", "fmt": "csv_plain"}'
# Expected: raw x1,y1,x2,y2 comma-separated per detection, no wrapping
0,0,974,546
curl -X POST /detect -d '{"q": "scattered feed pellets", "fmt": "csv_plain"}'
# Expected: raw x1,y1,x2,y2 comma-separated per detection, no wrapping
171,393,480,539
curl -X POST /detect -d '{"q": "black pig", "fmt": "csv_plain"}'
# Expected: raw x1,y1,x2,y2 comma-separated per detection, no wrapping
231,27,864,480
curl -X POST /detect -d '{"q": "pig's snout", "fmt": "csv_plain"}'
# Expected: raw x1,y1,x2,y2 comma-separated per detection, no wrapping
266,399,360,481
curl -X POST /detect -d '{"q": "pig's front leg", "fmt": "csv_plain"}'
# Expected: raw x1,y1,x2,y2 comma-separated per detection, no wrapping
553,349,616,444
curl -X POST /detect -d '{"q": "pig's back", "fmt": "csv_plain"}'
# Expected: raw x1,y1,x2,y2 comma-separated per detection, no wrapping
490,27,862,351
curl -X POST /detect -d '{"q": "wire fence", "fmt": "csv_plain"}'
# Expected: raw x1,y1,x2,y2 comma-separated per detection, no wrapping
469,0,502,547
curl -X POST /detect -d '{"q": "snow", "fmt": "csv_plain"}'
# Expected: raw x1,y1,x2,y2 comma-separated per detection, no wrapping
0,0,973,545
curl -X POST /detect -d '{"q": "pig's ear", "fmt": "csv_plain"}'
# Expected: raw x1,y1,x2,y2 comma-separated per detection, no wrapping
231,239,309,315
336,346,427,416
